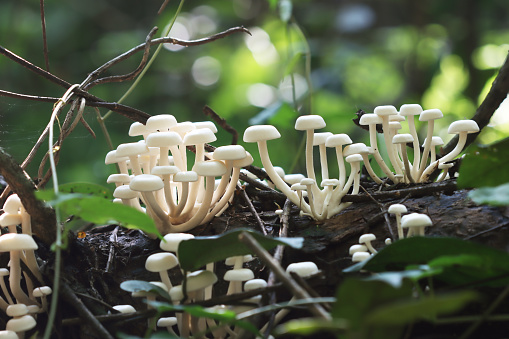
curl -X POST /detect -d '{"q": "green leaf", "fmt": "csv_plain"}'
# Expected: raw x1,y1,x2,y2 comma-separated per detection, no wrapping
177,229,303,271
274,318,347,337
58,182,113,199
284,52,304,77
267,0,278,10
118,332,178,339
457,137,509,188
344,237,509,287
148,301,260,336
37,191,162,237
366,291,477,325
363,268,442,288
120,280,171,301
279,0,292,22
468,183,509,206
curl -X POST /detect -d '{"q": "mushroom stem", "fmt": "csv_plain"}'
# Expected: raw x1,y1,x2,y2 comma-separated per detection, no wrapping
439,132,467,164
399,144,415,184
417,121,435,178
9,251,35,306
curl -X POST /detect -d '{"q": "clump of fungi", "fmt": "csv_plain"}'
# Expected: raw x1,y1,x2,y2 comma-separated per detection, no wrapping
105,114,252,234
0,194,53,337
244,104,478,221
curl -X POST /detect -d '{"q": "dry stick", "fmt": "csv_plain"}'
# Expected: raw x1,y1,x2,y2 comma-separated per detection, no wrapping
105,226,119,273
289,272,332,312
442,52,509,156
202,105,239,145
360,185,396,240
237,231,331,320
60,282,115,339
39,0,50,71
0,147,56,246
82,27,158,90
239,185,267,236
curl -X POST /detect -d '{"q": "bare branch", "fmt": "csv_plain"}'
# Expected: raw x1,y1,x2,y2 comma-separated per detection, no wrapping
203,105,239,145
39,0,50,71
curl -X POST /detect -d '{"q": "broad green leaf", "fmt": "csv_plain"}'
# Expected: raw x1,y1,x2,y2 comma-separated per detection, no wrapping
457,138,509,188
274,318,347,337
267,0,278,10
468,183,509,206
177,229,303,271
332,278,413,330
37,191,161,237
366,291,477,325
363,268,442,288
118,333,178,339
148,301,260,336
120,280,171,301
58,182,113,199
279,0,292,22
344,237,509,287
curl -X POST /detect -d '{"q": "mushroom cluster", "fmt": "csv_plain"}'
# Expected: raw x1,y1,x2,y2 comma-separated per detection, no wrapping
105,115,253,235
244,105,478,221
0,194,53,337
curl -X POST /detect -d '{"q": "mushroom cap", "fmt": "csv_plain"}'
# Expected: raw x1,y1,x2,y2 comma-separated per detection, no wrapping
389,114,406,122
145,252,179,272
160,233,195,252
192,160,227,177
0,269,9,277
116,142,150,158
186,270,218,292
182,128,217,146
286,261,319,277
359,113,383,125
313,132,333,146
423,136,445,147
105,150,128,165
194,121,218,133
128,122,148,137
349,244,368,255
173,171,199,182
291,183,307,191
107,173,131,185
325,133,353,147
345,154,363,163
392,133,414,144
113,185,139,200
0,213,22,227
6,304,29,317
244,279,267,291
294,115,326,130
224,255,254,266
388,204,408,214
343,143,370,156
0,331,18,339
233,152,254,167
146,131,182,147
447,120,480,134
33,286,52,298
438,163,454,170
0,233,38,251
359,233,376,244
352,251,371,262
223,268,254,282
284,174,305,185
321,179,339,187
401,213,432,228
6,315,36,332
157,317,178,327
419,109,443,121
243,125,281,143
171,121,196,137
129,174,164,192
146,115,178,132
151,166,180,176
113,305,136,314
213,145,247,161
388,121,402,130
3,195,21,214
374,105,398,117
300,178,315,186
169,285,184,301
399,104,423,116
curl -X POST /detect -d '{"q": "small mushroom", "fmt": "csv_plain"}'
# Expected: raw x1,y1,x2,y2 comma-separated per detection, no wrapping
388,204,408,239
401,213,432,237
359,233,377,254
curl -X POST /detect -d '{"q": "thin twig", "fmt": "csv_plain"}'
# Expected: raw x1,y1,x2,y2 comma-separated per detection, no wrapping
238,231,331,320
463,222,509,240
442,52,509,155
60,283,115,339
202,105,238,145
239,185,267,235
105,226,119,273
39,0,50,71
360,185,395,240
157,0,171,15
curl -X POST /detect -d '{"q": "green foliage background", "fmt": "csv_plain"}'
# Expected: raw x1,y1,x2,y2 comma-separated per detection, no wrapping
1,0,509,186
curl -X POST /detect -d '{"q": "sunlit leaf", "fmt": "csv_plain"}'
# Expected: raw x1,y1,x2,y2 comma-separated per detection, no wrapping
178,229,303,271
284,52,304,77
274,318,347,336
458,138,509,188
363,268,442,288
58,182,113,199
366,291,477,325
468,183,509,206
120,280,171,301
